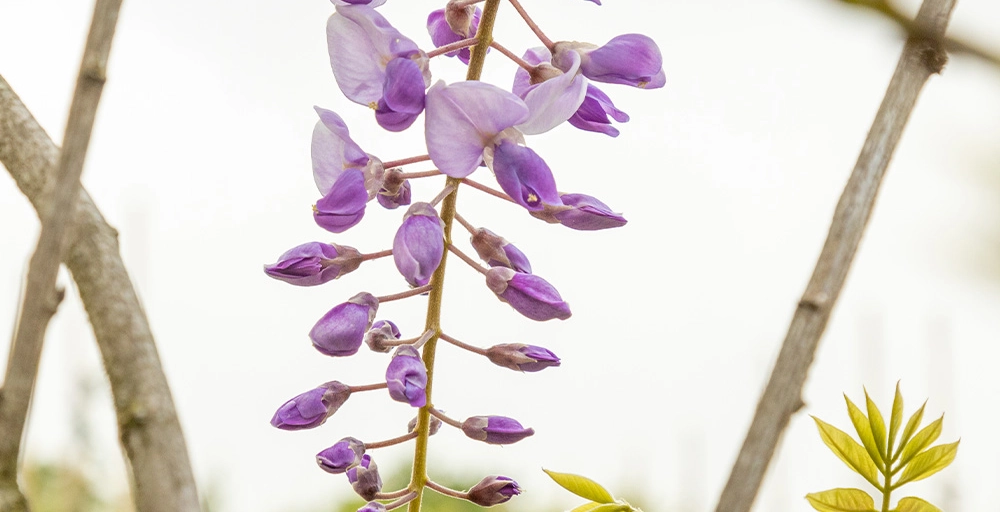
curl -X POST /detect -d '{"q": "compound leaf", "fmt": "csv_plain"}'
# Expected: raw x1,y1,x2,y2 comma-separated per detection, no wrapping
864,388,888,463
845,395,884,470
896,440,959,486
898,415,942,467
888,383,904,457
544,469,615,504
895,496,943,512
812,416,882,488
805,488,877,512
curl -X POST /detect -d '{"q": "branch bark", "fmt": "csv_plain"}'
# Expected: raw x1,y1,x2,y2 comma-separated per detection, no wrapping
0,5,200,512
714,1,956,511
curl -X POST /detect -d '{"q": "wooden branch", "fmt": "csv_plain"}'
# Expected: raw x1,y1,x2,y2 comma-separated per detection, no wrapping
713,1,957,511
0,0,124,505
0,9,200,512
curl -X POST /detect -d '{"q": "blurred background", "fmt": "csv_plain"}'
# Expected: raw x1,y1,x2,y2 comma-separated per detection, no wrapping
1,0,998,510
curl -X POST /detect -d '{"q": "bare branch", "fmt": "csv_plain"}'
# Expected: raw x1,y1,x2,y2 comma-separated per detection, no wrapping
0,7,200,512
714,1,957,511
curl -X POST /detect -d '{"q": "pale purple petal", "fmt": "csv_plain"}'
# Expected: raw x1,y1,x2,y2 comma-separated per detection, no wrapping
383,58,426,114
331,0,387,6
512,47,551,98
517,51,587,135
490,140,561,211
312,107,369,194
582,34,664,88
313,169,368,233
567,84,630,137
424,81,529,178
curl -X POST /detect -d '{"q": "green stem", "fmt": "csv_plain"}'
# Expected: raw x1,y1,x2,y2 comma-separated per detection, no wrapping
880,462,892,512
406,1,502,511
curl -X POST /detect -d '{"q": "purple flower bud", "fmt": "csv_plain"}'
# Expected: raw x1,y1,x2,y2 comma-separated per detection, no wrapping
314,168,368,233
408,413,442,435
374,57,427,132
554,193,627,230
470,228,532,274
377,168,411,210
316,436,366,474
365,320,400,353
467,475,521,506
270,381,352,431
486,344,560,372
426,5,482,64
462,416,535,445
487,140,562,211
357,502,386,512
347,454,383,500
393,202,445,287
310,292,379,357
264,242,363,286
568,83,630,137
552,35,665,89
485,268,571,321
386,345,428,407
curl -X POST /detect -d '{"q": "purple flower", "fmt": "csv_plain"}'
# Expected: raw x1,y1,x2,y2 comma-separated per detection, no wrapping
270,381,352,431
376,168,411,209
424,80,529,178
365,320,400,353
327,6,430,131
568,84,630,137
312,107,372,195
264,242,362,286
467,476,521,506
487,140,562,211
393,202,444,287
309,292,379,357
486,344,560,372
347,454,383,500
462,416,535,445
427,5,481,64
313,168,369,233
357,503,385,512
385,345,427,407
330,0,386,6
556,193,627,230
512,47,587,135
357,502,386,512
552,34,665,89
485,268,571,321
470,228,532,274
316,437,366,474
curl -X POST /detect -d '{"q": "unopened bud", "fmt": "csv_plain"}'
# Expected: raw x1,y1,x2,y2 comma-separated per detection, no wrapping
471,228,532,274
467,475,521,506
408,413,442,435
485,268,571,321
310,292,379,357
365,320,401,353
386,346,428,407
316,437,365,474
347,454,383,500
486,344,560,372
462,415,534,445
270,381,351,431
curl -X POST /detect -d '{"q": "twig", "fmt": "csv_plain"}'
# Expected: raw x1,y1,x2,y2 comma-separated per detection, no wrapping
840,0,1000,69
714,1,956,511
0,66,200,512
0,0,124,508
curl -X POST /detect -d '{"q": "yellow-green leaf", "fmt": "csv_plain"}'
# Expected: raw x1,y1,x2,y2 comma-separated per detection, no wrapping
895,496,943,512
571,503,604,512
894,401,926,460
583,504,631,512
864,388,888,463
845,395,884,471
887,383,904,457
812,417,882,488
898,415,942,467
544,469,615,504
805,488,877,512
896,440,959,486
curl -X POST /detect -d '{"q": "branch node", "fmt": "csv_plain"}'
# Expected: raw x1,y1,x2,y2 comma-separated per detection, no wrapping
797,291,829,311
915,37,949,73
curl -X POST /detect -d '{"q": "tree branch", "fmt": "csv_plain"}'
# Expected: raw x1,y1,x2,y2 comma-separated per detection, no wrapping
714,1,956,511
0,8,200,512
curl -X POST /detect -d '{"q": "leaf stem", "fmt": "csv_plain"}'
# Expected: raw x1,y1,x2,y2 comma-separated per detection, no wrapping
365,432,418,450
383,154,431,168
361,249,393,261
490,40,532,70
439,332,488,356
427,37,481,59
407,3,502,511
447,245,488,275
376,285,433,303
506,0,553,49
461,177,516,203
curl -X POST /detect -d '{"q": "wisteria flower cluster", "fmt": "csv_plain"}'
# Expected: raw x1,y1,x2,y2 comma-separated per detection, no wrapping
265,0,662,510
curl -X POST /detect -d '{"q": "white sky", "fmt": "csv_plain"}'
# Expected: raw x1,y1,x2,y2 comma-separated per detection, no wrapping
1,0,999,511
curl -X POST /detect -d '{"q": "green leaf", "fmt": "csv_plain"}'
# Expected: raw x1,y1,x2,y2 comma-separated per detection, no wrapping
894,401,926,460
543,469,615,504
896,440,959,486
895,496,943,512
805,488,877,512
898,415,942,467
887,383,904,458
569,503,633,512
864,388,888,463
844,395,884,471
812,416,882,488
